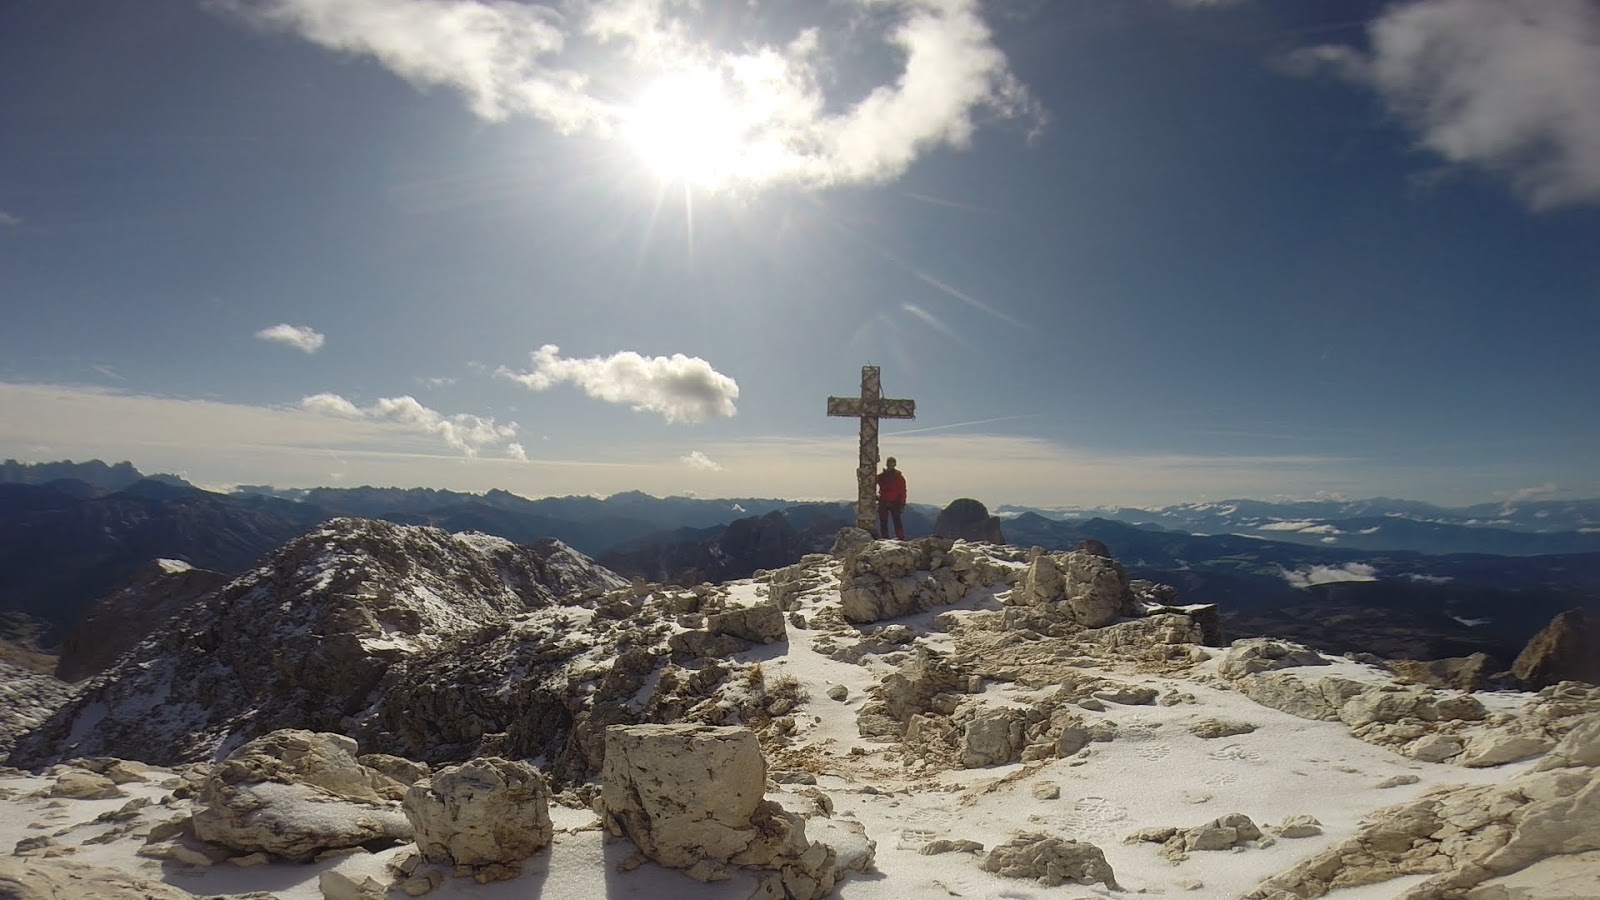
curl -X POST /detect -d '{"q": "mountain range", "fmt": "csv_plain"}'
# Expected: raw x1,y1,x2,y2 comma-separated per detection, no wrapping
3,460,1598,679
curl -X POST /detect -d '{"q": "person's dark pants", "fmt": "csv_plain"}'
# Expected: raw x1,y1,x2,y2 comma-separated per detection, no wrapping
878,501,906,540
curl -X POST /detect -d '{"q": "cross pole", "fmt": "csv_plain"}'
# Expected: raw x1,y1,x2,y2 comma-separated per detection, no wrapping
827,365,916,532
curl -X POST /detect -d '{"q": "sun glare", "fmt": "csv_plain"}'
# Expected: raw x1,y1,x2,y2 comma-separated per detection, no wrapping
623,70,750,189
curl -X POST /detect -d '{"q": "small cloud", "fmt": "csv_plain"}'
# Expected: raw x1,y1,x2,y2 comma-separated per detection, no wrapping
1320,536,1338,544
506,442,528,461
681,450,723,472
1357,526,1381,535
1280,563,1378,589
90,364,125,382
499,344,739,423
417,376,457,389
0,210,21,227
256,324,326,354
1504,482,1562,502
299,393,518,458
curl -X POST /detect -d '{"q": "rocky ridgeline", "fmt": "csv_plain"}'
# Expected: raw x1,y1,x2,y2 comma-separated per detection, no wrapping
8,519,629,767
54,558,231,683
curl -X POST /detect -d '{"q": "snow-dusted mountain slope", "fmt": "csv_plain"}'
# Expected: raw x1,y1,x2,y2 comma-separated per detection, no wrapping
8,518,627,767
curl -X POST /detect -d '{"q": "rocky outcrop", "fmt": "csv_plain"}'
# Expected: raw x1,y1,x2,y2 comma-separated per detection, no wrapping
932,498,1005,544
1126,812,1265,861
11,519,627,768
600,724,870,899
857,647,965,740
0,858,202,900
1512,609,1600,689
980,832,1117,888
191,730,412,861
55,559,229,682
1387,652,1508,693
403,757,553,881
1217,639,1332,679
1247,713,1600,899
837,537,1012,625
1010,549,1134,628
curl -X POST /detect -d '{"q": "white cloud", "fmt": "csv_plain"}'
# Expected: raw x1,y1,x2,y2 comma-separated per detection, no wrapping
680,450,722,472
506,442,527,461
1357,526,1381,535
0,210,20,227
499,344,738,423
300,392,518,457
1280,562,1379,589
255,323,327,353
226,0,1039,190
1293,0,1600,209
417,376,457,389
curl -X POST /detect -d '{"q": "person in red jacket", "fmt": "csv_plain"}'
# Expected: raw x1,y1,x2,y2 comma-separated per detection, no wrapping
876,456,907,540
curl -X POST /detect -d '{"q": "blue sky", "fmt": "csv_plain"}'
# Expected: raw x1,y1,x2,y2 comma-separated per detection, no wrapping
2,0,1597,508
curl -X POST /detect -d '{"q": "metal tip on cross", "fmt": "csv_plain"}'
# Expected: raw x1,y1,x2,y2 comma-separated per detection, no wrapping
826,365,916,532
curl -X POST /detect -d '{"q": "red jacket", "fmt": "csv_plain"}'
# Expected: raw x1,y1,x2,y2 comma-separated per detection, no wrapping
876,469,907,506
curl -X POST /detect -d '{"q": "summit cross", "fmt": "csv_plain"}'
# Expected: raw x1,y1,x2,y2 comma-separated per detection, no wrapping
826,365,916,532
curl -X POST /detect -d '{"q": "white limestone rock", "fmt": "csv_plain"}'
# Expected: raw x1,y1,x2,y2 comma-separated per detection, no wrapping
191,730,412,862
1217,639,1331,679
402,757,553,878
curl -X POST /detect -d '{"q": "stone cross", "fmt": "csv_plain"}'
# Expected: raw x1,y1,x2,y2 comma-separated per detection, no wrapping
827,365,916,531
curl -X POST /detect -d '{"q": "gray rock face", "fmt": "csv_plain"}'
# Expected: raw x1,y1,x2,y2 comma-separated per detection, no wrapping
857,648,964,740
931,498,1005,544
404,757,553,879
191,730,412,861
1512,609,1600,689
981,832,1117,888
838,538,972,624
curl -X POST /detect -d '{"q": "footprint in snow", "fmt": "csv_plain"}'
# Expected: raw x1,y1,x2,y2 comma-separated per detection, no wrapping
1135,743,1173,761
1208,743,1263,762
1060,796,1130,840
897,806,955,850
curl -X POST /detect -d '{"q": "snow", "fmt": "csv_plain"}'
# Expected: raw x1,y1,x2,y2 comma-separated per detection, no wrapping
155,558,193,574
0,541,1581,900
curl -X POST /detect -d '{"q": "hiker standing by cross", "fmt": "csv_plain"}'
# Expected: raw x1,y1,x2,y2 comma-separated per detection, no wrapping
827,365,916,532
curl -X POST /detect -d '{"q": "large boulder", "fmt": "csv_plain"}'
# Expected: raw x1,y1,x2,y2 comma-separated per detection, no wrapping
1512,609,1600,689
601,724,769,870
600,724,864,899
708,604,788,644
403,756,553,880
191,730,412,861
932,498,1005,544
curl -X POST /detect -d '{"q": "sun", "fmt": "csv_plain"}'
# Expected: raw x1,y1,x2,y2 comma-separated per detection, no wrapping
623,69,750,189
